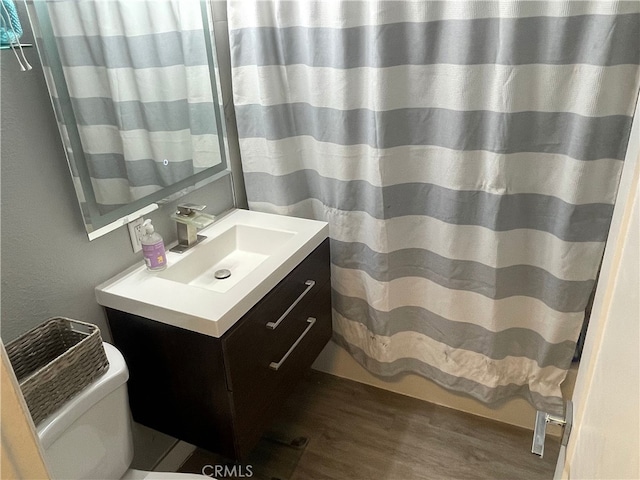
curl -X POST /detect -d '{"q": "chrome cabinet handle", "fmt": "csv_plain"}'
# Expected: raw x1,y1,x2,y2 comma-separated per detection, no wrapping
266,280,315,330
269,317,316,371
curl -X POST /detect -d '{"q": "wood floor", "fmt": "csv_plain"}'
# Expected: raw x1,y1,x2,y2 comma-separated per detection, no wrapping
270,370,560,480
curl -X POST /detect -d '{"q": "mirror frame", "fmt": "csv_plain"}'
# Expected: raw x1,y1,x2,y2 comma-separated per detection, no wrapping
27,0,232,240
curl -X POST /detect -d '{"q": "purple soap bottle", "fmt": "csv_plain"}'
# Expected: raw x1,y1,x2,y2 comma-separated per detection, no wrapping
141,219,167,271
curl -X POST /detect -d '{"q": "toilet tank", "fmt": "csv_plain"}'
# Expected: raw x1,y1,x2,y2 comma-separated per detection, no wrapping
36,343,134,480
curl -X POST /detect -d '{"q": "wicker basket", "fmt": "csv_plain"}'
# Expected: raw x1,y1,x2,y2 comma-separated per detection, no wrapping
5,317,109,425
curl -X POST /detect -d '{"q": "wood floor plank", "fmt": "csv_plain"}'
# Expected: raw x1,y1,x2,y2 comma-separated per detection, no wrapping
275,370,560,480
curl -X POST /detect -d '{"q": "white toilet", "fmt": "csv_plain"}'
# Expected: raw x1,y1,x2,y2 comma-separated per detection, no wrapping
36,342,211,480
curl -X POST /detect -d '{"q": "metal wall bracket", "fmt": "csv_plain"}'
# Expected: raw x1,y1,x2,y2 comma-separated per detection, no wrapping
531,401,573,457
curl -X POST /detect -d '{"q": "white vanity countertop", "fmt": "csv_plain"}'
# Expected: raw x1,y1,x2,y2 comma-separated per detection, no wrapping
95,209,329,338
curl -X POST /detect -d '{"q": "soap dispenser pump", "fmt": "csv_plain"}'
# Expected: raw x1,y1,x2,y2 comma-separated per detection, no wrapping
141,219,167,271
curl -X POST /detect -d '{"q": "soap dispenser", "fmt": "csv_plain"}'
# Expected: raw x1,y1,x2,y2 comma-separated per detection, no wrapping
141,219,167,271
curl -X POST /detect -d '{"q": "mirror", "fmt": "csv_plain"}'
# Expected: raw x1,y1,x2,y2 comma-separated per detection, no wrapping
26,0,230,239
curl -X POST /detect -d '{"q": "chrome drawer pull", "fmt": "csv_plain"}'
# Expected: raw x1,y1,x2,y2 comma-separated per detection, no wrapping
269,317,316,371
266,280,315,330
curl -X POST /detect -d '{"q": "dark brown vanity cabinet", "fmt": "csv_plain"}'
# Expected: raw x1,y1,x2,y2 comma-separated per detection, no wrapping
106,239,332,460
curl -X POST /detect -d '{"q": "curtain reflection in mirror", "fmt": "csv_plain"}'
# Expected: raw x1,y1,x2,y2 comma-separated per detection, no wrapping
44,0,221,214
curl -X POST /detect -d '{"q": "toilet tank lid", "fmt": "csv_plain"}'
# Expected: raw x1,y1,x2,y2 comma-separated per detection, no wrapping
37,342,129,449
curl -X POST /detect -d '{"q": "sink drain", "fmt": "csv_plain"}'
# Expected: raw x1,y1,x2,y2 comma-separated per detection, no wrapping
214,269,231,280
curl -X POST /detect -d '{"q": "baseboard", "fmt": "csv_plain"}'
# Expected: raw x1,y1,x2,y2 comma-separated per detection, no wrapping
312,340,578,435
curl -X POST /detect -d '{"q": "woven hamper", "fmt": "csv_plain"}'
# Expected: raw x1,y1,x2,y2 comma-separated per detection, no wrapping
5,317,109,425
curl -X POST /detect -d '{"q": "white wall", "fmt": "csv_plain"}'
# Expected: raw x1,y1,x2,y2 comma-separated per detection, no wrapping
559,103,640,479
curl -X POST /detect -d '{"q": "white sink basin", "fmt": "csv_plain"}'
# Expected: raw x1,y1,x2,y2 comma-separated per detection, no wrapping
158,225,295,293
95,209,328,337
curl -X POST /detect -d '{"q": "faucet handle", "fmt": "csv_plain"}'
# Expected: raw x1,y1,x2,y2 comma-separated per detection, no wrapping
176,203,206,216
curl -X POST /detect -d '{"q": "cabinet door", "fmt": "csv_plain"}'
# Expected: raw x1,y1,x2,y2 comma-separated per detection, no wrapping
106,309,237,459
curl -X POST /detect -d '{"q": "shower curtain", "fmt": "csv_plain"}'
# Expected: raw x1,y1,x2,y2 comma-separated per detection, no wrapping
40,0,219,213
229,1,640,414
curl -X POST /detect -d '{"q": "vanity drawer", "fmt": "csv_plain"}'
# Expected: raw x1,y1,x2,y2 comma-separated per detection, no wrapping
222,239,329,386
223,279,332,457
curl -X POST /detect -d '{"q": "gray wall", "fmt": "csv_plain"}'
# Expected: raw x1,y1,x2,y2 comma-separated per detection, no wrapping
0,54,234,342
211,0,247,210
0,3,244,469
0,2,243,344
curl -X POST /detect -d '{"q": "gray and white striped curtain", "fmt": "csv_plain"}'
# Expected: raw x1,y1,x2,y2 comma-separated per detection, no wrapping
41,0,219,213
229,1,640,413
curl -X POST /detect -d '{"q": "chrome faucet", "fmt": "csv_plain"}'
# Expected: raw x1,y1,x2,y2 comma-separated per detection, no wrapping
170,203,214,253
